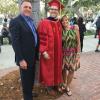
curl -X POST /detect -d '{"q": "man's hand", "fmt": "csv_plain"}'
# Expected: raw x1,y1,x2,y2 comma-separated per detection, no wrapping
43,51,50,60
19,60,28,69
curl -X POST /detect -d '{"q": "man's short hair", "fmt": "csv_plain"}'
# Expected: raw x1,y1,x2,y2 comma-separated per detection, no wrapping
21,0,31,5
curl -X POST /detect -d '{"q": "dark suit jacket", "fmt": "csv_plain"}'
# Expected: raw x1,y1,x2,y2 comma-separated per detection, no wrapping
9,15,39,67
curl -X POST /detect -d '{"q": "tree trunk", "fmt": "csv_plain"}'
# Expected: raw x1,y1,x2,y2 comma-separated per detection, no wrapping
45,0,48,17
31,0,40,26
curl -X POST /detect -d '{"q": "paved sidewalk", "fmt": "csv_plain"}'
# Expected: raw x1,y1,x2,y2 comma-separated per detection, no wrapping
83,35,98,52
0,45,16,70
0,45,17,79
56,52,100,100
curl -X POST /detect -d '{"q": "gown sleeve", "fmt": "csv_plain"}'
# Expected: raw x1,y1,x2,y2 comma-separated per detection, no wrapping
37,19,48,53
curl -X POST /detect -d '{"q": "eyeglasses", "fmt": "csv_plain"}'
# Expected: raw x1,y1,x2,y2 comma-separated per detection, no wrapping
24,6,32,9
50,8,58,11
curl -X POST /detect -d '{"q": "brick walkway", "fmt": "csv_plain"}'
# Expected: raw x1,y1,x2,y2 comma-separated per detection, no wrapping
56,52,100,100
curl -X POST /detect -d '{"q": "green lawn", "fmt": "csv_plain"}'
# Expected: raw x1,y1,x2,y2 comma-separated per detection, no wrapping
84,30,95,36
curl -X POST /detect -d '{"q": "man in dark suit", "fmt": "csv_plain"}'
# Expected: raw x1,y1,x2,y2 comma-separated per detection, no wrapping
9,1,39,100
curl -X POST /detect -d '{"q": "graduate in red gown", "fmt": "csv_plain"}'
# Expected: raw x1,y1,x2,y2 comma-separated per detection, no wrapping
38,0,64,96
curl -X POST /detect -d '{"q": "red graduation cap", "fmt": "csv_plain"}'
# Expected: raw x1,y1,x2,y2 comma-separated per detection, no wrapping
48,0,64,10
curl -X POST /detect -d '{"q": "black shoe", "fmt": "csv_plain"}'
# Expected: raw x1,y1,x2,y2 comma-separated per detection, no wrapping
95,49,100,52
32,92,38,97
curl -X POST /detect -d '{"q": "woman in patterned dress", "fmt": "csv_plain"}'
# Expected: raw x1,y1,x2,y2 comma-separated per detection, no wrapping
61,15,80,96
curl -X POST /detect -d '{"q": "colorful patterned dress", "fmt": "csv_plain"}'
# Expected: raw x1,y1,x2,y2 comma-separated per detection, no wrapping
62,26,80,71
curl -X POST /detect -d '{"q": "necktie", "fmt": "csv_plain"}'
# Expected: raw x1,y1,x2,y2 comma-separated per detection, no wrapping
26,16,37,47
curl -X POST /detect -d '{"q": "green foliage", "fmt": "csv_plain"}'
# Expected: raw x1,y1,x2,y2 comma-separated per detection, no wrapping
0,0,19,16
75,0,100,7
85,30,95,36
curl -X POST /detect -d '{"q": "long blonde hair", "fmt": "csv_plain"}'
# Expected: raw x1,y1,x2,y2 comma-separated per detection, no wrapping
60,15,69,30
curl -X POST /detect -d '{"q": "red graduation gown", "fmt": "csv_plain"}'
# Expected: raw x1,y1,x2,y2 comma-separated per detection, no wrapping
38,18,63,86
